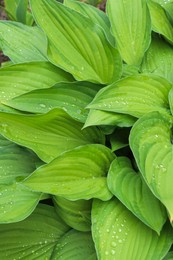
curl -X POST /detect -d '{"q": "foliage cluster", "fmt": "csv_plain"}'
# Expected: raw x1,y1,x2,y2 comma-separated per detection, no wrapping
0,0,173,259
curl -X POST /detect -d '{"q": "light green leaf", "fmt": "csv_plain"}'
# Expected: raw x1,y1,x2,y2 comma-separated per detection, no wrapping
84,109,136,128
51,229,97,259
147,0,173,44
22,144,114,200
141,35,173,84
0,134,41,223
0,21,47,63
5,81,101,123
129,111,173,222
64,0,115,46
106,0,151,65
54,196,92,231
107,157,167,233
0,61,73,113
92,198,173,260
163,251,173,260
0,109,104,163
0,204,70,259
30,0,122,84
0,183,41,223
122,64,139,78
16,0,28,24
87,74,171,118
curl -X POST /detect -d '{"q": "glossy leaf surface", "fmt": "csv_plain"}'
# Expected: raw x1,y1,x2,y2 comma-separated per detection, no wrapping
0,204,70,259
107,157,167,233
0,21,47,63
0,109,104,163
30,0,122,84
92,198,173,260
23,144,114,200
107,0,151,65
88,74,171,118
129,111,173,222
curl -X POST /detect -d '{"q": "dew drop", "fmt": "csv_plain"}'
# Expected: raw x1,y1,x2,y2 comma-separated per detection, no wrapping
111,249,116,255
105,251,109,256
111,241,117,247
39,103,46,108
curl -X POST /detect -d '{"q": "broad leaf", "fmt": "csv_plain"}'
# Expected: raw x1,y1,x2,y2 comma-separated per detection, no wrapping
92,198,173,260
0,61,73,112
147,0,173,44
84,109,136,128
141,35,173,84
107,157,167,233
129,111,173,222
64,0,115,46
5,81,102,123
54,196,92,231
0,183,41,223
0,21,47,63
30,0,122,84
0,204,70,259
51,229,97,259
87,74,171,118
163,251,173,260
0,134,41,223
169,87,173,115
0,109,104,163
106,0,151,65
122,64,139,78
22,144,114,200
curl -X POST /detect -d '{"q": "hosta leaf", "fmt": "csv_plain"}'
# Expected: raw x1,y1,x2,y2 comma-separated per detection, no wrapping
0,204,70,259
169,88,173,114
22,144,114,200
84,109,136,128
106,0,151,65
141,35,173,84
54,196,92,231
5,81,102,123
0,135,41,223
107,157,167,233
129,111,173,222
64,0,115,46
0,21,47,63
92,198,173,260
122,64,139,78
30,0,122,84
163,251,173,260
0,183,41,223
51,229,97,259
87,74,171,118
0,61,73,112
0,109,104,163
147,0,173,44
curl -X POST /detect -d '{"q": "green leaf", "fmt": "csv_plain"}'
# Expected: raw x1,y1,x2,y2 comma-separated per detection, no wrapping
0,109,104,163
169,87,173,115
30,0,122,84
0,61,73,113
122,64,139,78
54,196,92,231
0,204,70,259
16,0,28,24
5,81,101,123
92,198,173,260
0,183,41,223
87,74,171,118
0,134,41,223
84,109,136,128
163,251,173,260
107,157,167,233
64,0,115,46
141,35,173,84
109,128,130,152
147,0,173,44
129,111,173,222
51,229,97,259
22,144,114,200
0,21,47,63
106,0,151,65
